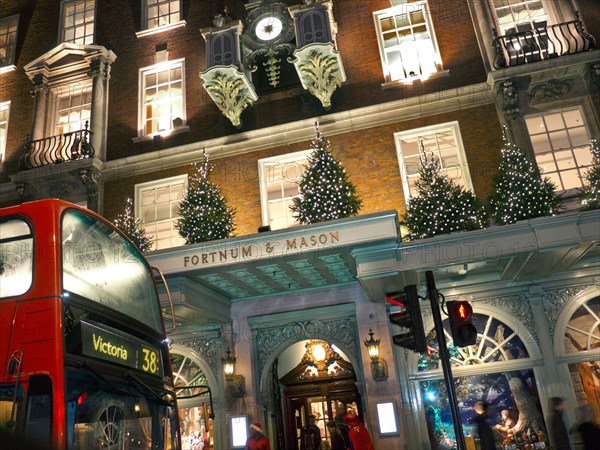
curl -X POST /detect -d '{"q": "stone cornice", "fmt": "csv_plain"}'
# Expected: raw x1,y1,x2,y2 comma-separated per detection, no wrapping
101,82,494,180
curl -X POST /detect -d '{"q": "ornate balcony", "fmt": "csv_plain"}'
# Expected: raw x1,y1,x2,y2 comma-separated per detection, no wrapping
20,122,95,170
492,13,595,69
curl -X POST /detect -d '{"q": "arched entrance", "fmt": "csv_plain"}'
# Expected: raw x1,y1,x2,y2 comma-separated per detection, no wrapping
170,347,216,450
275,339,361,450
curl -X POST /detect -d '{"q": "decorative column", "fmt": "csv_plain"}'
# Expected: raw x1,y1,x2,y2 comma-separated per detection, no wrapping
87,51,116,160
29,73,48,140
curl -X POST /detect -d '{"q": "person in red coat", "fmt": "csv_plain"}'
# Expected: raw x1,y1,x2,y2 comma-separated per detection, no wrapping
246,422,271,450
343,408,374,450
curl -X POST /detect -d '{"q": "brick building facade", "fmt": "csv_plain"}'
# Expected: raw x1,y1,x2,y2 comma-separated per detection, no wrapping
1,1,599,449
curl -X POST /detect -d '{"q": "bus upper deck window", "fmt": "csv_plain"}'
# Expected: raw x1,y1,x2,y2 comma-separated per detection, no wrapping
0,219,33,298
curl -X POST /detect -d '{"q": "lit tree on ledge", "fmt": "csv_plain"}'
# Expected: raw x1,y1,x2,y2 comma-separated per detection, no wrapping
402,146,485,240
581,138,600,211
176,149,236,244
114,197,153,252
290,122,361,224
488,129,562,225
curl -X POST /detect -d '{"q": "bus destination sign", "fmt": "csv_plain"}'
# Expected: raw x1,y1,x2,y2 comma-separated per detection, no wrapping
80,320,163,378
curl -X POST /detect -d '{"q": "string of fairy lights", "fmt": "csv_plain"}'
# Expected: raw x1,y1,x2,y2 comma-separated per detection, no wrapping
113,127,598,246
290,123,361,224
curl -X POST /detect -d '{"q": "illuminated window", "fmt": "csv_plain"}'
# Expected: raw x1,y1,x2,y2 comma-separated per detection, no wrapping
143,0,181,30
258,150,311,230
373,1,442,82
54,83,92,135
139,59,185,137
492,0,548,35
135,175,187,250
0,102,9,163
394,122,473,199
0,14,19,70
60,0,95,45
525,107,591,192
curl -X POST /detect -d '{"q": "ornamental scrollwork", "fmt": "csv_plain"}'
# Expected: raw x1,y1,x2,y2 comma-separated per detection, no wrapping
176,336,220,379
495,80,520,122
200,70,257,128
253,317,357,383
528,79,570,103
296,49,344,110
479,295,538,344
541,285,591,341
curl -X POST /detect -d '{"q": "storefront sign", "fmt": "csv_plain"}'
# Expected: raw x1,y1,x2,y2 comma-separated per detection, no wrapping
80,320,163,378
182,231,341,268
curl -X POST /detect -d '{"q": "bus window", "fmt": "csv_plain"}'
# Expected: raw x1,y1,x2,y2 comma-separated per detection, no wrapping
0,384,24,432
0,218,33,298
61,210,163,332
24,375,52,448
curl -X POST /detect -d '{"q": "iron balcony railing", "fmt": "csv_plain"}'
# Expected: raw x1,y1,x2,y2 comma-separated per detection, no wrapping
20,121,95,170
492,14,595,69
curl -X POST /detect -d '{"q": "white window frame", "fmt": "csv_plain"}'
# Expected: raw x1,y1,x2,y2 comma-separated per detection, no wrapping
138,0,185,37
0,14,19,74
491,0,550,35
135,175,187,251
136,58,186,140
59,0,96,45
373,1,443,84
394,122,473,200
52,81,93,136
0,101,10,163
258,150,311,230
525,106,592,194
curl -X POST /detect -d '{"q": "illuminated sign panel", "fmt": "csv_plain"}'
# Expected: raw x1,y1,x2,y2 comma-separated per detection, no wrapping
80,320,163,378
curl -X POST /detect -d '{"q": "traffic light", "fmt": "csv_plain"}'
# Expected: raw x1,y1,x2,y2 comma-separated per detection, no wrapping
447,301,477,347
386,285,427,353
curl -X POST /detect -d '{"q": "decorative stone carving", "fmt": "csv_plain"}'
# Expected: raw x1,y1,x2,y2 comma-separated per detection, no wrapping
479,295,538,344
495,80,520,122
30,73,48,97
528,79,570,103
15,182,36,201
253,317,358,383
584,63,600,108
292,44,346,110
200,67,257,128
79,167,101,212
541,285,591,341
177,336,220,380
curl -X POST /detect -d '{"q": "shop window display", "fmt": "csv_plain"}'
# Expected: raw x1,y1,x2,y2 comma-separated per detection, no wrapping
417,313,549,449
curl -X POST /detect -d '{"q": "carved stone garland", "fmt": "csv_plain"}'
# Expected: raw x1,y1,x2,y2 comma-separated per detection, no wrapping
176,336,220,380
528,79,570,103
495,80,520,122
253,317,358,384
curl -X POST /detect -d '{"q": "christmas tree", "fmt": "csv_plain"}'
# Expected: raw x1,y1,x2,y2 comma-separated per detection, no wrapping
290,123,361,224
402,146,485,240
488,129,562,225
114,197,153,252
176,150,236,244
581,138,600,211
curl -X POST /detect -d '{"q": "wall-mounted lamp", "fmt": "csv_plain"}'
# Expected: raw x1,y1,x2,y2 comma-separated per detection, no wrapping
363,328,388,381
222,347,245,397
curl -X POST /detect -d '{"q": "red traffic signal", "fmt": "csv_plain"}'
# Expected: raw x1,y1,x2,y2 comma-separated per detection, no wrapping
447,301,477,347
386,286,426,353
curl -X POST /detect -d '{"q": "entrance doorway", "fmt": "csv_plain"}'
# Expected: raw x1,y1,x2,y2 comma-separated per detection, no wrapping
277,340,361,450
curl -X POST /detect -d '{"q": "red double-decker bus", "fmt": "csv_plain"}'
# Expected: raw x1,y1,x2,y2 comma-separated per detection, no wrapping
0,199,181,449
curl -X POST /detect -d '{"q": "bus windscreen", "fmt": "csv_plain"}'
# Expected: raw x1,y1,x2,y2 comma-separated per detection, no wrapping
61,210,163,333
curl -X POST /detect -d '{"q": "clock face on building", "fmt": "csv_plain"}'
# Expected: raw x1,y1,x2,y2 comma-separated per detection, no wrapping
254,15,284,41
242,3,294,51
